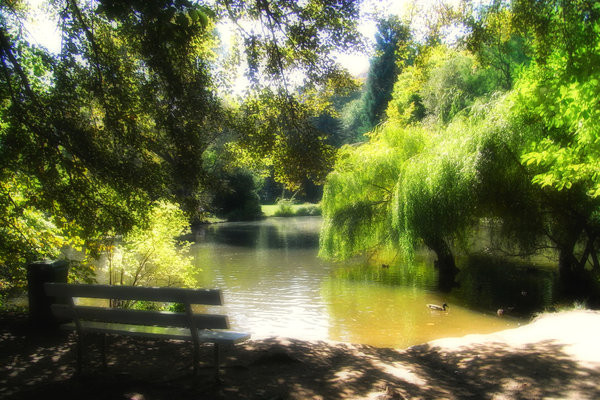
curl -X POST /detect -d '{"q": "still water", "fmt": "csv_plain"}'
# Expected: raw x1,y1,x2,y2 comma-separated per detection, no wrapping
190,217,556,348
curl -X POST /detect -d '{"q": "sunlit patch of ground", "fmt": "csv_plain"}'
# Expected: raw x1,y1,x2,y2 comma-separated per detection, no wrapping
1,310,599,399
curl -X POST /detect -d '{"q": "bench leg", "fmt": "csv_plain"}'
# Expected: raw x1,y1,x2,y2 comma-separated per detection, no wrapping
75,334,83,376
101,333,107,369
193,341,200,377
214,343,220,381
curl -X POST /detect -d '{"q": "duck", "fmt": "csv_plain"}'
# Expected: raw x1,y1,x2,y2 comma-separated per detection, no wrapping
427,303,448,311
497,306,514,317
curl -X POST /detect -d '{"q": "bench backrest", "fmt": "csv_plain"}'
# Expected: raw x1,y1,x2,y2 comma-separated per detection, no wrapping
44,283,229,330
44,283,223,304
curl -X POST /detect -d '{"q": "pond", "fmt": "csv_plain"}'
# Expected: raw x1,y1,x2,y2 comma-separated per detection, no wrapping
190,216,557,349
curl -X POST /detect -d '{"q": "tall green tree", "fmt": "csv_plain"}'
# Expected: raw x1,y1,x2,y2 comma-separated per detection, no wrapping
463,2,530,89
0,0,363,288
386,45,505,125
320,123,427,262
322,0,600,299
1,0,219,288
510,0,600,290
363,16,411,129
322,93,548,291
341,16,412,141
217,0,362,189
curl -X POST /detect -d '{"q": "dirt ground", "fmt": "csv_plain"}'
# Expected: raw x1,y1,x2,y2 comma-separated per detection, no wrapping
1,310,600,400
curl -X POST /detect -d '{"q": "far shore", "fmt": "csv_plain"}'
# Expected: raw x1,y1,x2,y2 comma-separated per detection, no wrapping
1,309,599,399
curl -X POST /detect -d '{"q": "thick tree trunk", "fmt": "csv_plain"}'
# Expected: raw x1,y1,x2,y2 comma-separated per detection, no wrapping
424,235,459,292
558,239,589,298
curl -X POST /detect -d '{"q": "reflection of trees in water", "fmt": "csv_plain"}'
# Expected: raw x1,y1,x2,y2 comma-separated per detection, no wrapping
198,218,321,250
189,217,327,292
329,254,557,317
331,260,438,290
451,255,557,316
194,218,557,317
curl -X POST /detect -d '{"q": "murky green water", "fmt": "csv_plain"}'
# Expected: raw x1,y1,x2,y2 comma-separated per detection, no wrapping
190,216,557,348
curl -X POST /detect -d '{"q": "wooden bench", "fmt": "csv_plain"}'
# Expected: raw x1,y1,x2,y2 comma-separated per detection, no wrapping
44,282,250,379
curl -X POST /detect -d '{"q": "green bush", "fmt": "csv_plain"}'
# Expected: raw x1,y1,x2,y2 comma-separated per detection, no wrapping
295,206,309,215
132,300,164,311
168,302,186,312
271,200,322,217
294,205,322,216
273,200,295,216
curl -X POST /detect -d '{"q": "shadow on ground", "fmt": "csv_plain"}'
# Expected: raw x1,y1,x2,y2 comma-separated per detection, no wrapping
2,312,600,400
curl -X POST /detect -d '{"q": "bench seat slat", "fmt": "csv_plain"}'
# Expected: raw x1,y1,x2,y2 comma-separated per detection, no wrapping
51,304,230,329
44,283,223,305
59,321,250,344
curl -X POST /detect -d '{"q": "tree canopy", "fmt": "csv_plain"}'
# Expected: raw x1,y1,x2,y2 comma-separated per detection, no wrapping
340,16,412,142
3,0,600,302
0,0,364,289
321,0,600,297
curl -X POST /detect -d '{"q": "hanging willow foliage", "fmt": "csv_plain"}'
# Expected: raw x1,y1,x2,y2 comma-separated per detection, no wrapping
319,124,427,260
321,92,549,269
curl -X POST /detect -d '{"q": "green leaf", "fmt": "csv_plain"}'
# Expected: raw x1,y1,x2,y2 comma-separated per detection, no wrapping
198,11,209,29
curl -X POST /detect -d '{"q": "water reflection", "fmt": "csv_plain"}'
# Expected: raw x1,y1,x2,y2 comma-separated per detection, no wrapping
322,280,518,348
190,217,554,348
194,218,320,249
452,255,557,317
191,217,331,341
331,261,438,290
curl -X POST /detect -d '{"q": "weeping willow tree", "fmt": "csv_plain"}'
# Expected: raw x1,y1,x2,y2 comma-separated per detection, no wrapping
321,89,551,289
321,47,510,281
319,123,427,260
392,123,479,276
321,119,481,268
320,119,479,283
324,0,600,299
322,86,600,295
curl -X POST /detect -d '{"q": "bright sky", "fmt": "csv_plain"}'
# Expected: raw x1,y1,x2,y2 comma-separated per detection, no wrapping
24,0,456,79
24,0,61,52
336,0,413,76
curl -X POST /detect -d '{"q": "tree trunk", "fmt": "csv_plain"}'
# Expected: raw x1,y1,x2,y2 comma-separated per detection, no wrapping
424,235,459,292
558,239,588,298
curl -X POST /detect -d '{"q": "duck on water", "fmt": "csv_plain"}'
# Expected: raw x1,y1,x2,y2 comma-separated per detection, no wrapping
427,303,448,311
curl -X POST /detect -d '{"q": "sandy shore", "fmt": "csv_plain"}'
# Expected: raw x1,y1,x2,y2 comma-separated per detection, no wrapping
1,310,600,399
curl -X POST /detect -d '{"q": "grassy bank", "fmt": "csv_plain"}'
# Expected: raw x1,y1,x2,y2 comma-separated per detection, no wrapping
261,202,321,217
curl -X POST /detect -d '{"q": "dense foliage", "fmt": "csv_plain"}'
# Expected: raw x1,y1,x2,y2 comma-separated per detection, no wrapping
3,0,600,302
99,201,195,288
0,0,363,290
321,0,600,297
340,16,412,141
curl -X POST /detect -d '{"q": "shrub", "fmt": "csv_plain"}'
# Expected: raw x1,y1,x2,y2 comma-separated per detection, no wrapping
273,200,295,216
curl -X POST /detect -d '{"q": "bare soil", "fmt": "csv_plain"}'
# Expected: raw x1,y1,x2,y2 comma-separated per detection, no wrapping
2,310,600,400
